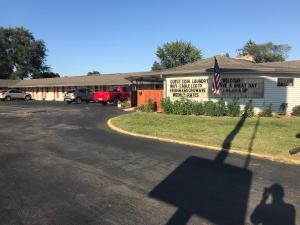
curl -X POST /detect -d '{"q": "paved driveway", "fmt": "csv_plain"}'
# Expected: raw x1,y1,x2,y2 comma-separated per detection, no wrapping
0,101,299,225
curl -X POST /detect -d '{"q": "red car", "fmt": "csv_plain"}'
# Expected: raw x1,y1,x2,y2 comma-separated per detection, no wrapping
93,86,130,105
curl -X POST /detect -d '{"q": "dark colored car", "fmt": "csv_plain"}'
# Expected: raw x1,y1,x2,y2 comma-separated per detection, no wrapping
64,88,94,104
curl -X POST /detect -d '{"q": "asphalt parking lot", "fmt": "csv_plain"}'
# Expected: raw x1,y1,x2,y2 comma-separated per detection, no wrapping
0,101,299,225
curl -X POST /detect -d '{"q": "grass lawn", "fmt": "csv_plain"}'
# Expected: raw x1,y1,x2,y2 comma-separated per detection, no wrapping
111,112,300,161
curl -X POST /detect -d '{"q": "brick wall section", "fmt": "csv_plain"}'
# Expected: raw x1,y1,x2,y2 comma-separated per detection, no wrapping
137,90,164,112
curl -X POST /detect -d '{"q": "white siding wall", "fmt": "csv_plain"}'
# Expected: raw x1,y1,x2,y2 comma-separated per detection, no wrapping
261,76,300,113
264,77,287,113
287,77,300,113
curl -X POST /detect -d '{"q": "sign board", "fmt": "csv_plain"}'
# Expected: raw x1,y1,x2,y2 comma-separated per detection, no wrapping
167,76,209,100
166,76,264,99
219,78,264,98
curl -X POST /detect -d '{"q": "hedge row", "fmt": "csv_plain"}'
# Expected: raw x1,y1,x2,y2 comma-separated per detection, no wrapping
160,97,275,117
137,97,300,117
160,97,243,117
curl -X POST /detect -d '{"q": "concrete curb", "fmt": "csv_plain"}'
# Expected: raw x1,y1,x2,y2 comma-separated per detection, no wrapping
107,118,300,165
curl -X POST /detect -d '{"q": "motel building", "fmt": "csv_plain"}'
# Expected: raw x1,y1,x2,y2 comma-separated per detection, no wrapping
0,74,132,101
1,56,300,114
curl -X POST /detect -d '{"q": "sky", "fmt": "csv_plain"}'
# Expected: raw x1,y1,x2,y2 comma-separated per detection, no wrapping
1,0,300,76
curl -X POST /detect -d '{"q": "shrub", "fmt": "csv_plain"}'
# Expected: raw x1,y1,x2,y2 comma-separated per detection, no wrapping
166,97,190,115
120,100,131,109
171,99,181,115
173,98,186,115
136,99,155,112
215,99,227,116
192,101,204,115
185,99,194,115
259,104,272,117
244,101,254,117
203,101,217,116
144,98,156,112
292,105,300,116
161,97,173,114
227,98,240,117
136,104,145,112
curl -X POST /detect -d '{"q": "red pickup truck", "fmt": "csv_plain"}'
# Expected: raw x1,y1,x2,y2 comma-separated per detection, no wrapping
93,86,130,105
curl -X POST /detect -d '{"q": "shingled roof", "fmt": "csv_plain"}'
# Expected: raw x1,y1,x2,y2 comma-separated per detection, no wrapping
127,56,300,81
0,73,133,88
163,56,300,73
1,56,300,88
0,79,19,88
259,60,300,69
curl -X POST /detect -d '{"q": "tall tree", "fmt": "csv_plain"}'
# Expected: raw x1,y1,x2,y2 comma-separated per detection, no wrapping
238,40,291,63
87,71,101,76
0,27,48,79
151,40,203,71
32,72,60,79
151,61,162,71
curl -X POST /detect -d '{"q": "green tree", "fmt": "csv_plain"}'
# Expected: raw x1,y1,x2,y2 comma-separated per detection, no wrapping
151,40,203,71
238,40,291,63
0,27,48,79
151,61,162,71
32,72,60,79
87,71,101,76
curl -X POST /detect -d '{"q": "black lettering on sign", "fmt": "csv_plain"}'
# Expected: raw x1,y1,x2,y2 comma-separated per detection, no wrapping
169,77,209,99
217,78,263,98
170,79,181,84
182,79,191,83
248,83,257,88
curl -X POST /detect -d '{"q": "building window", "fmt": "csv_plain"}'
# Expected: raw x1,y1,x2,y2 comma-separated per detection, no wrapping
277,78,294,87
46,87,49,93
62,87,65,93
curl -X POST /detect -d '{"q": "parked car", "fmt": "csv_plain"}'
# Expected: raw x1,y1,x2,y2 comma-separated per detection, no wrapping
64,88,94,104
0,89,32,101
93,86,130,105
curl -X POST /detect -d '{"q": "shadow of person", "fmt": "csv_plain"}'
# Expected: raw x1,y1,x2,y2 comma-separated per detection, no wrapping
251,184,296,225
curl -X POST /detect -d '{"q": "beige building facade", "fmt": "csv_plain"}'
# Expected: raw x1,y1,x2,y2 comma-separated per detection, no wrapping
0,74,132,101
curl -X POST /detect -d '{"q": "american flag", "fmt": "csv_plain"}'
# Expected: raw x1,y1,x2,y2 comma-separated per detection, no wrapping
212,57,221,95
